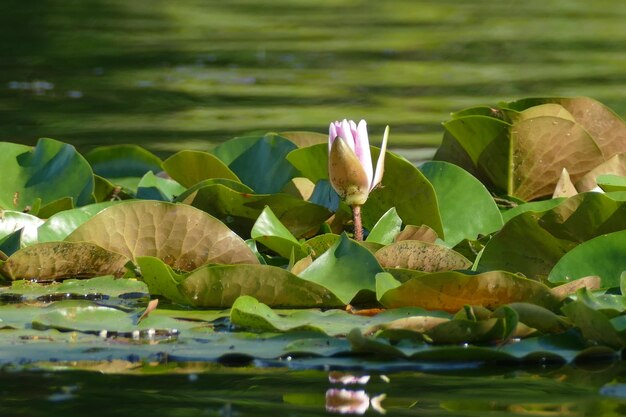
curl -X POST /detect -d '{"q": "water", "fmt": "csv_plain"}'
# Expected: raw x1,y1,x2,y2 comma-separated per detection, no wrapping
2,362,626,416
1,0,624,157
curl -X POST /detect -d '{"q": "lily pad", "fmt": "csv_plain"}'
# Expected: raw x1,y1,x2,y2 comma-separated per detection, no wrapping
375,240,471,272
161,150,239,188
0,242,128,281
65,200,258,270
85,144,163,179
251,206,307,259
365,207,402,245
135,171,186,202
0,138,94,211
137,256,342,308
298,234,384,305
548,230,626,287
0,210,43,247
420,161,502,246
378,270,561,313
37,201,122,242
479,192,626,280
212,133,298,193
177,183,331,238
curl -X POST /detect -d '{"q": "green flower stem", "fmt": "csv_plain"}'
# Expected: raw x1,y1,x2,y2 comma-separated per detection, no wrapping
352,204,363,241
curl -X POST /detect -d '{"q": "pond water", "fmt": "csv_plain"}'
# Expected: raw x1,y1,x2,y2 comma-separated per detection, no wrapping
3,362,626,416
1,0,625,158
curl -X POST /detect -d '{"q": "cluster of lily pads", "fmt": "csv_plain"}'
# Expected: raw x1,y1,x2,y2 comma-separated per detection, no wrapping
1,96,626,367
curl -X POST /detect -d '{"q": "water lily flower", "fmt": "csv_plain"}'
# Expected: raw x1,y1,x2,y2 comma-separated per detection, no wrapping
328,120,389,206
328,119,389,240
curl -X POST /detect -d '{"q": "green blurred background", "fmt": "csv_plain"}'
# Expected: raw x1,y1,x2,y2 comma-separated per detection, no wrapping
1,0,624,158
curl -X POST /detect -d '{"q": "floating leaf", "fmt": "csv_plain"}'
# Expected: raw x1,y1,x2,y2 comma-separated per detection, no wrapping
212,133,298,193
299,234,384,305
420,161,502,246
0,211,42,247
479,192,626,280
286,143,329,183
161,150,239,188
394,225,438,243
0,275,148,300
231,295,438,336
178,183,331,238
548,230,626,287
597,174,626,193
562,299,625,349
378,270,561,313
366,208,402,245
37,201,121,242
363,149,443,236
66,200,258,270
135,171,186,202
137,256,342,308
85,145,163,179
375,240,471,272
0,138,94,211
251,206,307,259
0,242,128,281
280,131,328,148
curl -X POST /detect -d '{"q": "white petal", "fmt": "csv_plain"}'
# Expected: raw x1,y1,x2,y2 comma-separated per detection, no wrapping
371,125,389,190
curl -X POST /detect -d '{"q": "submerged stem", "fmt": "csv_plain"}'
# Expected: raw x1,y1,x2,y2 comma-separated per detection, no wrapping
352,204,363,241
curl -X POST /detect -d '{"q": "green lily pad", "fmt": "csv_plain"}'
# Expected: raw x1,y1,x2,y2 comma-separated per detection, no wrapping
251,206,307,259
177,183,331,238
548,230,626,287
298,234,384,305
363,149,443,236
479,192,626,280
136,256,342,308
378,270,561,313
0,242,128,281
501,198,566,223
365,207,402,245
420,161,503,246
280,131,328,148
0,275,148,300
85,144,163,179
597,175,626,192
286,143,329,183
562,299,625,349
0,211,43,247
230,295,441,336
136,171,186,202
65,200,258,270
212,133,298,193
0,138,94,211
161,150,239,188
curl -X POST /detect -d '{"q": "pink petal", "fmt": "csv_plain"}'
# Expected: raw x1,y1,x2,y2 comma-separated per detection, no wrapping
340,119,356,153
328,121,339,153
354,120,373,186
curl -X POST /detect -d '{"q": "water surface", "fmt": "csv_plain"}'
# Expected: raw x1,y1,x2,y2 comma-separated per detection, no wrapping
1,0,624,155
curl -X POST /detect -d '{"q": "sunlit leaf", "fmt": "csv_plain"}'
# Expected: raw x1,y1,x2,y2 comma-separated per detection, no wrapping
298,234,384,305
212,133,298,193
375,240,471,272
0,242,128,281
420,161,502,246
66,200,258,270
366,207,402,245
137,256,342,308
378,270,561,313
548,230,626,287
0,138,94,211
251,206,307,259
177,183,331,238
162,150,239,188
